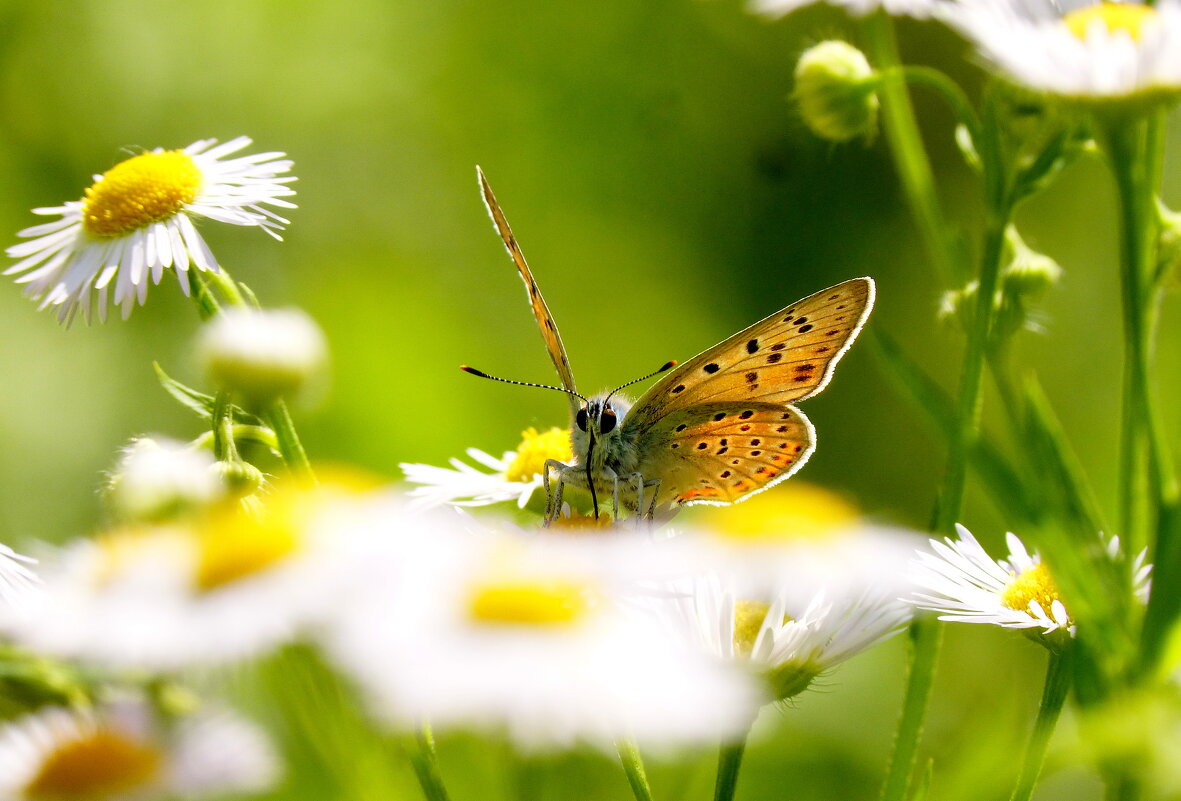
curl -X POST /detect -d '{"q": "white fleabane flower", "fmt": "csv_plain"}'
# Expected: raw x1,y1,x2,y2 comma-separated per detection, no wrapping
324,525,760,752
400,427,572,510
0,543,37,608
4,477,389,670
197,307,328,404
0,699,279,801
942,0,1181,104
105,436,223,523
649,573,910,703
909,523,1075,638
753,0,941,20
5,137,295,324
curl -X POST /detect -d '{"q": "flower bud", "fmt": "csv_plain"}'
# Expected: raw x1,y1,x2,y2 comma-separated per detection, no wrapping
106,436,222,522
212,460,266,499
793,41,880,143
1156,199,1181,288
197,308,327,405
1001,226,1062,297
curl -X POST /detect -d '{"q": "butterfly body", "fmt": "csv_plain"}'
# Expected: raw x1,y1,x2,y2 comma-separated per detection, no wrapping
472,167,874,521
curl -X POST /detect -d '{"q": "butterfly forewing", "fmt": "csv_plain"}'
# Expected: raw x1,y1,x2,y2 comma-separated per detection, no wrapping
626,278,874,428
634,403,815,506
477,167,580,414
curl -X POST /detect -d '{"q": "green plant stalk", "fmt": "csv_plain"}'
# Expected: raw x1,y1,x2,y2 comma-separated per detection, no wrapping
879,616,942,801
404,722,452,801
187,270,220,320
934,208,1009,533
860,11,964,287
1009,648,1072,801
268,398,316,484
616,737,655,801
897,65,983,151
714,732,749,801
1103,117,1160,555
210,390,239,462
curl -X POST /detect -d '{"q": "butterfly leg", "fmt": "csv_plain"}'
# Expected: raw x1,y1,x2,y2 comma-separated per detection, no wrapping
542,458,571,526
621,473,661,526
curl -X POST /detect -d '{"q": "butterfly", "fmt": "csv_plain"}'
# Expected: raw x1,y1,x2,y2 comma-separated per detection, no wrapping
466,167,875,522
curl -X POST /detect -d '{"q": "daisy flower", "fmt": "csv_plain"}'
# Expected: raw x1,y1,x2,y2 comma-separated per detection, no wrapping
0,542,38,608
942,0,1181,104
5,137,295,323
654,574,911,703
3,476,395,671
686,483,924,598
105,436,223,523
0,698,278,801
400,426,573,510
752,0,942,20
324,524,760,752
909,523,1075,639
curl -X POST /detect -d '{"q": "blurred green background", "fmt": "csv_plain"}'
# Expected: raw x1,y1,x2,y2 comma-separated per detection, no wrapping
1,1,1179,798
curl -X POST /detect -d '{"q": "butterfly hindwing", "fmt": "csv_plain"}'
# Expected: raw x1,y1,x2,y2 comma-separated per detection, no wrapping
625,278,874,431
477,167,580,415
633,402,815,506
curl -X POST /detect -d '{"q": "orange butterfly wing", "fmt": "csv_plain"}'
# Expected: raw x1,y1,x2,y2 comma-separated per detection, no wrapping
477,167,581,416
626,277,874,506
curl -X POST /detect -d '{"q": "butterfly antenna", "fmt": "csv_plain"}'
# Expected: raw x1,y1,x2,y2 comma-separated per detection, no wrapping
460,366,587,403
604,360,677,404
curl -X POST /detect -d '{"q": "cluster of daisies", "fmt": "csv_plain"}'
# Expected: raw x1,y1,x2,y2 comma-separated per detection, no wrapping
0,435,1132,800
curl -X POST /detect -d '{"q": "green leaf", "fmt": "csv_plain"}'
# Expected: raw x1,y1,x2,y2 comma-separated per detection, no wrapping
153,363,264,426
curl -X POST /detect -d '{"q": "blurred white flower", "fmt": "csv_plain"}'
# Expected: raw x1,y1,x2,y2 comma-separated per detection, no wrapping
400,427,572,510
0,698,279,801
653,574,911,702
324,524,760,752
942,0,1181,103
197,307,328,404
0,542,37,608
753,0,941,19
5,137,295,323
105,436,223,523
909,523,1075,637
4,476,390,670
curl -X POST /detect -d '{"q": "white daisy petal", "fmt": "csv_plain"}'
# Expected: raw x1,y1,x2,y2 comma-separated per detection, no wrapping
5,137,294,322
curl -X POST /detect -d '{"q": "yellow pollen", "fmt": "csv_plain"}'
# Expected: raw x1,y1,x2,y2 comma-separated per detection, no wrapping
1000,562,1062,616
733,599,793,657
504,427,573,483
467,579,592,627
705,483,860,543
1064,3,1155,42
25,729,162,799
194,502,299,592
81,150,201,238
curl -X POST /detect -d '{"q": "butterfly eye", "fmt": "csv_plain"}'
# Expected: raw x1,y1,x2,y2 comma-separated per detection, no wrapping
599,407,617,434
576,408,589,431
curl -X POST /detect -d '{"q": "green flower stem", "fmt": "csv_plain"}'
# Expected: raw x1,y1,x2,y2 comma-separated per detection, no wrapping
204,267,247,308
616,737,655,801
860,11,964,287
210,390,239,462
714,731,750,801
1102,116,1162,554
405,722,452,801
933,207,1009,533
187,270,220,321
1009,648,1072,801
268,398,316,484
896,65,984,152
879,615,942,801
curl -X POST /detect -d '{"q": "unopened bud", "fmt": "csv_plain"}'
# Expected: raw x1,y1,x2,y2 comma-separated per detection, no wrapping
197,308,328,405
106,436,222,522
793,41,880,143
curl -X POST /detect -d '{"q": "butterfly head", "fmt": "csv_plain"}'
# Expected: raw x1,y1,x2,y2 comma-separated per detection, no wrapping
573,395,633,461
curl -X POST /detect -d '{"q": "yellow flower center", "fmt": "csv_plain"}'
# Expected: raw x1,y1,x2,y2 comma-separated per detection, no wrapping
1064,3,1155,42
81,150,202,238
706,483,860,543
194,503,300,592
733,600,771,657
25,728,162,799
467,578,592,627
1000,561,1062,616
504,427,573,482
